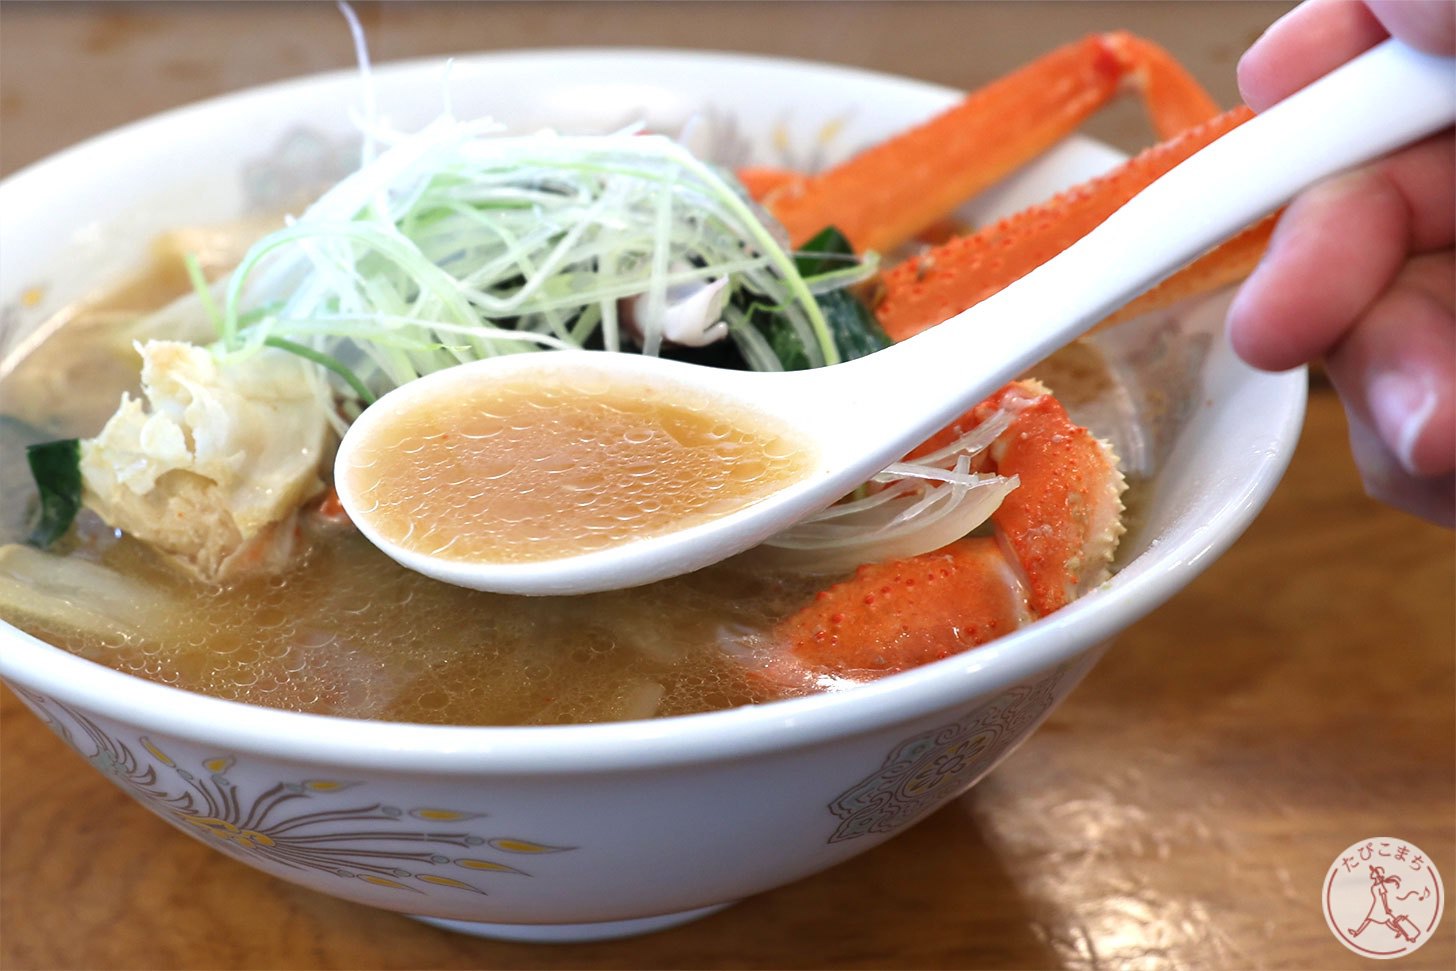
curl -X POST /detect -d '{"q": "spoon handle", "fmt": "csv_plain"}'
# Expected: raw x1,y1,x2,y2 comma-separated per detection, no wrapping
820,38,1456,464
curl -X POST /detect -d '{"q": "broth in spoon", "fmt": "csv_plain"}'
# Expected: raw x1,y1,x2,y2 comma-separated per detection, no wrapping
342,368,813,564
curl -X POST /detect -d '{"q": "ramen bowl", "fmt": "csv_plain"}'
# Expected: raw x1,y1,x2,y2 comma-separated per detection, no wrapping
0,50,1304,942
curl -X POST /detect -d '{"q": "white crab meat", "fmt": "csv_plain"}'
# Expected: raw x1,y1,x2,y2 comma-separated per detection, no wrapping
80,340,331,582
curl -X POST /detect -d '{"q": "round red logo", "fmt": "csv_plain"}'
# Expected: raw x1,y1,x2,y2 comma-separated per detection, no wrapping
1324,838,1444,959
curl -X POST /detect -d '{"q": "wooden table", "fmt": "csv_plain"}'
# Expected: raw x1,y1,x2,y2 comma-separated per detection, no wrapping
2,4,1451,969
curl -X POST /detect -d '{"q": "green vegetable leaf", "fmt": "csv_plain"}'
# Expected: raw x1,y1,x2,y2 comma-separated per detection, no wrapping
816,287,891,361
793,226,861,278
26,439,82,548
761,306,814,371
751,226,890,369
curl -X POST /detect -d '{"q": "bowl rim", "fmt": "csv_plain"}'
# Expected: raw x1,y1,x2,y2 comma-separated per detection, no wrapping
0,45,1006,189
0,47,1309,774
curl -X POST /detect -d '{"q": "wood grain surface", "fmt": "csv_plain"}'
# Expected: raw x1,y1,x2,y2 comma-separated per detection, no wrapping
2,4,1452,970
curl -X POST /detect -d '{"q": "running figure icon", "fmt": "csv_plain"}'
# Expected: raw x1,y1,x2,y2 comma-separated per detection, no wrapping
1348,865,1423,944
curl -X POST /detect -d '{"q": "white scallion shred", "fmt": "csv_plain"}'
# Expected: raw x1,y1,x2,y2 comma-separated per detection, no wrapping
205,124,844,403
760,411,1022,573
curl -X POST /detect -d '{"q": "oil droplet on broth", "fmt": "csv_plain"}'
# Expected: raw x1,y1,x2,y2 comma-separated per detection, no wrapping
345,370,815,563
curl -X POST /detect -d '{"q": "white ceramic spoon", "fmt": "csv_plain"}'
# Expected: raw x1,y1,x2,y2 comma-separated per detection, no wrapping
337,38,1456,596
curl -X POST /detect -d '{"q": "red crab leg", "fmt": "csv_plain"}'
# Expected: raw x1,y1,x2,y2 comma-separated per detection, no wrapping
872,105,1261,341
753,31,1219,254
735,167,803,203
762,537,1033,686
957,382,1126,616
756,381,1123,689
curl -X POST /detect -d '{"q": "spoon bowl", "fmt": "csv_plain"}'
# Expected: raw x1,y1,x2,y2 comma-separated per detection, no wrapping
337,38,1456,596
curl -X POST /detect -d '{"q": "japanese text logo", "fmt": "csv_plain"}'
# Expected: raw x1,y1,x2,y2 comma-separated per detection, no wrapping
1324,837,1444,959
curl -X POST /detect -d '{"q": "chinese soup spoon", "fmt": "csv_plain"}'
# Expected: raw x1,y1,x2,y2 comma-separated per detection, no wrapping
337,38,1456,596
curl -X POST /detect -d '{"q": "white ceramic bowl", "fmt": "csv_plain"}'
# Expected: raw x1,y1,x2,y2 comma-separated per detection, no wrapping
0,50,1305,942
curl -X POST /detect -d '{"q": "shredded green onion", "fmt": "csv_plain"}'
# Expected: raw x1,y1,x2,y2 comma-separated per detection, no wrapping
205,126,861,402
182,252,224,338
261,336,376,405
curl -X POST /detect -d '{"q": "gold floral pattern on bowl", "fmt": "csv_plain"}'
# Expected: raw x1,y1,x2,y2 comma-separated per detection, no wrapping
12,686,573,898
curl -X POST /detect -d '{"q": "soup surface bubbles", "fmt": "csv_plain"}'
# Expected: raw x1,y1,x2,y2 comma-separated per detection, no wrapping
345,370,813,564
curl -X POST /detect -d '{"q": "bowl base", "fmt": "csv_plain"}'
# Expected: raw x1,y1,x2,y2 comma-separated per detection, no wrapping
409,901,736,942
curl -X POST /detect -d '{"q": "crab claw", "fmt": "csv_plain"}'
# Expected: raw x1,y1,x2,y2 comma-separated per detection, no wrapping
751,380,1125,691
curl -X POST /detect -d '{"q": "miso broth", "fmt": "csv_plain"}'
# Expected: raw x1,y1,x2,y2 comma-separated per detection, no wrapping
345,370,813,564
4,524,822,724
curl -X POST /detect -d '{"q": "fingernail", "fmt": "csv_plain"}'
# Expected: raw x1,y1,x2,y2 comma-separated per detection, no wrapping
1368,373,1436,476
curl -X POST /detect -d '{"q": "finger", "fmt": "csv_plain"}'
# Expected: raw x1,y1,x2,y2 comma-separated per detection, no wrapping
1228,169,1407,371
1374,131,1455,251
1326,252,1456,479
1367,0,1456,54
1226,135,1455,371
1340,405,1455,526
1238,0,1387,111
1394,242,1456,308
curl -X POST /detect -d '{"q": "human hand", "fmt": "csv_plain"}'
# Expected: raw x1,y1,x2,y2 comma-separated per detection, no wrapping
1227,0,1455,526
